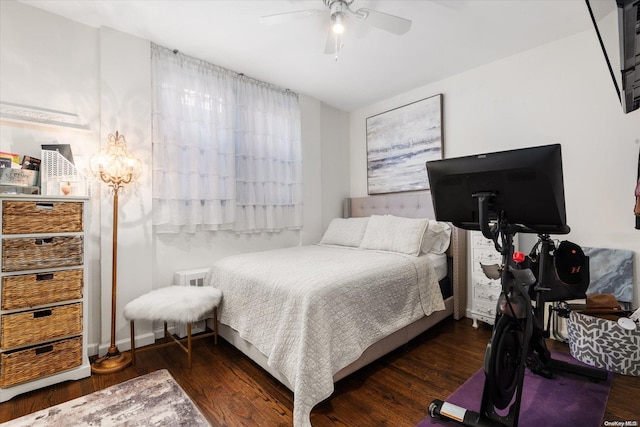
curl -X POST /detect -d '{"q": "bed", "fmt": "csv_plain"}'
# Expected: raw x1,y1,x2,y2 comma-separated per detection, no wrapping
205,193,467,426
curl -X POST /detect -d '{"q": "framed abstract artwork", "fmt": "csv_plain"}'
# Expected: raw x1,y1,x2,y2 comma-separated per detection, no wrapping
366,94,442,194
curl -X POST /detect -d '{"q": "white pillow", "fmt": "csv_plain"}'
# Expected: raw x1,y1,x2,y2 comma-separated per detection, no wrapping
319,217,369,247
359,215,428,256
421,220,452,254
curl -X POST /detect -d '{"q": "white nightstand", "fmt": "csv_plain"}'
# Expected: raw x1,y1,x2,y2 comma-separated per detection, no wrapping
470,231,518,328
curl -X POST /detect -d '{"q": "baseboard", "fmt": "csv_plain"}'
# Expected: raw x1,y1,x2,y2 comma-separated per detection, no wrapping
91,331,157,357
90,324,182,357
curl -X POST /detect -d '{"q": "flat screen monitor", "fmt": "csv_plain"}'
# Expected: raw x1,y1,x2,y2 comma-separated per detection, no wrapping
426,144,569,234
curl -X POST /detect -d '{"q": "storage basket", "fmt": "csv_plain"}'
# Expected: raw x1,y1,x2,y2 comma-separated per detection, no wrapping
1,235,83,272
0,336,82,387
40,150,90,197
567,310,640,376
0,302,83,349
0,169,38,187
1,269,83,310
2,201,83,234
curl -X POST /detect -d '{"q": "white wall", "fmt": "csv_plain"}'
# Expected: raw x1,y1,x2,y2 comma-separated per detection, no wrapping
0,3,156,354
321,103,351,230
0,1,103,347
0,1,350,355
350,26,640,309
96,27,154,352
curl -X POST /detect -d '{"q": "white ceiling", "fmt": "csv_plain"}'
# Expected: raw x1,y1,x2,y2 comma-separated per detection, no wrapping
20,0,598,112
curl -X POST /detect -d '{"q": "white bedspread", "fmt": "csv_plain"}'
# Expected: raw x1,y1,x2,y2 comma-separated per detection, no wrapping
206,244,445,426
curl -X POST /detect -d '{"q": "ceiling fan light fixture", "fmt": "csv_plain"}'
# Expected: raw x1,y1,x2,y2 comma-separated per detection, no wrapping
332,14,345,34
260,0,412,58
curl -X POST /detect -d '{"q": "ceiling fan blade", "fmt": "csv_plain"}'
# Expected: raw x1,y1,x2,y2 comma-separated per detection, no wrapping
354,8,412,35
259,9,322,25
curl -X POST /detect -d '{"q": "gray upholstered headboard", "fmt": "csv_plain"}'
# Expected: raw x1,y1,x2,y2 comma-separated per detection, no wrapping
344,193,467,321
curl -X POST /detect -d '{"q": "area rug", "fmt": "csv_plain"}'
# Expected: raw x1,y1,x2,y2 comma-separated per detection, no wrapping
4,369,210,426
417,351,612,427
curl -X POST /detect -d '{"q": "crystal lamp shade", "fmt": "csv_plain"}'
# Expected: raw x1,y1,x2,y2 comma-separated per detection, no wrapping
89,131,142,189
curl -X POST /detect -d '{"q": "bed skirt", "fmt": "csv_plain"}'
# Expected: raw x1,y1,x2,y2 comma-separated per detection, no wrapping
210,295,454,391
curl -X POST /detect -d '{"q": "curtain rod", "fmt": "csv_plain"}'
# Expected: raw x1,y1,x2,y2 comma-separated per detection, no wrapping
155,44,297,98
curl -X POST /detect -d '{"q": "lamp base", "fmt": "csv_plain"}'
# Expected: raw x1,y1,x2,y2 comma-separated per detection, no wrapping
91,348,132,374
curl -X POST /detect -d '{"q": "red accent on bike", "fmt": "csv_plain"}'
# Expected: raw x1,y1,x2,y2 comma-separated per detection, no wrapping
513,251,526,263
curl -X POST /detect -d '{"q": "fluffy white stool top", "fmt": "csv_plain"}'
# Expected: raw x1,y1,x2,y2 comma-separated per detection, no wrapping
123,286,222,324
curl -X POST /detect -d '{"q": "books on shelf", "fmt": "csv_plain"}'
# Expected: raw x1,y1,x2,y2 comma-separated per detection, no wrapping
0,154,40,194
0,143,88,196
0,152,19,169
21,156,41,171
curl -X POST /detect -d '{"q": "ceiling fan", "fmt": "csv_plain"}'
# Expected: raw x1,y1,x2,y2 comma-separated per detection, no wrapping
259,0,412,56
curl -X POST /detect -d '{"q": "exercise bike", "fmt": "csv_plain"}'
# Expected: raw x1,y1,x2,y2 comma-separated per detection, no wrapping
425,145,608,427
427,198,607,427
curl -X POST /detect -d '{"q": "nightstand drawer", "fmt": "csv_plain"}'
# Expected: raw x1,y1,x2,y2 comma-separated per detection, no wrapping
473,300,497,319
0,303,82,349
1,236,83,272
2,201,83,235
474,282,501,303
472,233,495,249
0,336,82,388
1,269,83,310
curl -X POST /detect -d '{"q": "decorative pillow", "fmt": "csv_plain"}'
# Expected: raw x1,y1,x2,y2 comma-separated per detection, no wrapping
319,217,370,247
359,214,429,256
421,220,452,254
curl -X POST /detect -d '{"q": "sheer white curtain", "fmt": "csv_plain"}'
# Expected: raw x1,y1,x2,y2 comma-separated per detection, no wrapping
151,44,302,233
234,78,303,232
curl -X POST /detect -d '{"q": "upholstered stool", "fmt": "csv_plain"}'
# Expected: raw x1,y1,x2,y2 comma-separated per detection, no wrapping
123,286,222,367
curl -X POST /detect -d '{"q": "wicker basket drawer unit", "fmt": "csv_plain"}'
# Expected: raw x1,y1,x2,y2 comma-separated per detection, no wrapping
0,196,89,400
0,303,83,349
1,235,83,272
1,201,83,235
0,336,82,388
1,269,83,310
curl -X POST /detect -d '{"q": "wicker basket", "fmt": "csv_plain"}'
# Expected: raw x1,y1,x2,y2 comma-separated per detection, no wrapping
1,269,83,310
0,336,82,388
1,235,83,272
2,201,83,235
0,303,82,349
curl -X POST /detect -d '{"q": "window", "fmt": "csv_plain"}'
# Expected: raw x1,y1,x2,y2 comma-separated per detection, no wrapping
151,44,302,233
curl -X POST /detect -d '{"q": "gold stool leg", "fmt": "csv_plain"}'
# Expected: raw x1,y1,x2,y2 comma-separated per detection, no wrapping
130,320,136,366
213,306,218,345
187,322,192,368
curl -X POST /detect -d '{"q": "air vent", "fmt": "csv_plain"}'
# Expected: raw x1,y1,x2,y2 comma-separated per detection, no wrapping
174,268,209,287
173,268,210,337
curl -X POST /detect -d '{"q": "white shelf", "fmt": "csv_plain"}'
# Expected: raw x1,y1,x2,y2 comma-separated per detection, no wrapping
0,195,90,402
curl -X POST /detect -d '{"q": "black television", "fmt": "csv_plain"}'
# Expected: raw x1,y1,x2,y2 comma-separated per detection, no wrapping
585,0,639,114
425,144,570,235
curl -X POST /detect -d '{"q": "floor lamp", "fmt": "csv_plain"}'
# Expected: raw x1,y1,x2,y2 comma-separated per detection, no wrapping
89,131,142,374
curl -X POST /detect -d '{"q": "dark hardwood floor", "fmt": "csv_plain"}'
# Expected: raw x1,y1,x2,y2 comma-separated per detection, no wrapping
1,317,638,426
